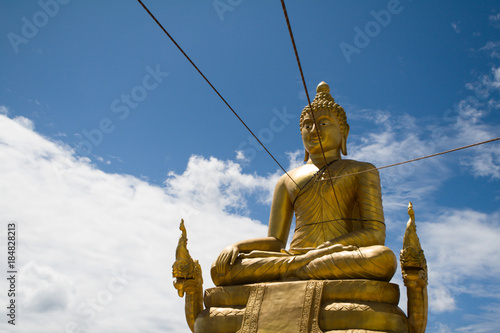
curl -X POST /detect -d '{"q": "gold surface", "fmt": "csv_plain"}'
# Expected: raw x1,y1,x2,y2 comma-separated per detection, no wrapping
400,203,428,333
172,220,204,332
212,82,396,288
174,82,428,332
198,280,408,333
205,280,400,308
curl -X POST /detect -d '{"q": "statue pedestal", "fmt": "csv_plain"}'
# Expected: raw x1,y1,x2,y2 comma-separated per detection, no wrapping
195,280,408,333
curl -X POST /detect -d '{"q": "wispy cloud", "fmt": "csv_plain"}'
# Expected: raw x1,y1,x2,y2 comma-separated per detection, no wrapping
0,105,9,115
479,41,500,59
456,304,500,332
421,209,500,312
343,79,500,322
489,13,500,29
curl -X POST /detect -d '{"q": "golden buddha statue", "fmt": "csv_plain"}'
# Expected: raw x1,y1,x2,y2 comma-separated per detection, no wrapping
173,82,428,333
211,81,396,286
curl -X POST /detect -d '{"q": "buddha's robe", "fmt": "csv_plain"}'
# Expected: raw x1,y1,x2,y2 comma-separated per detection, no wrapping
211,160,397,287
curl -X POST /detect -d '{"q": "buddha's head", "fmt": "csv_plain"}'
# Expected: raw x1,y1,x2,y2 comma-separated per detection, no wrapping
299,82,350,160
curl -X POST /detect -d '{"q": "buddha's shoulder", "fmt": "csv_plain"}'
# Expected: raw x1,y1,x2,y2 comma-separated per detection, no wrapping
340,159,377,173
279,159,378,188
286,163,317,179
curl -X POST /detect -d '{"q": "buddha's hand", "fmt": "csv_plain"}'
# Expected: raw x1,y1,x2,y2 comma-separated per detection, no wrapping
215,245,239,276
298,243,357,262
317,241,357,251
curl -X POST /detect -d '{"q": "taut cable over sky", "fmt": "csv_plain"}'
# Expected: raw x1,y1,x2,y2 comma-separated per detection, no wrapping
136,0,300,189
330,136,500,180
137,0,500,183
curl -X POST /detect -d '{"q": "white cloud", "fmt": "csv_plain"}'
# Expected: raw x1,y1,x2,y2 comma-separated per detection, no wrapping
346,110,452,217
286,149,304,170
165,155,280,212
452,95,500,179
235,149,247,161
13,115,35,130
466,66,500,99
421,209,500,313
348,80,500,189
451,22,461,33
0,113,270,332
19,262,75,313
462,146,500,179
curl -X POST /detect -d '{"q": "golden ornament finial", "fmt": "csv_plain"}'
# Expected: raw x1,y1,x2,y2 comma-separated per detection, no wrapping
316,81,330,93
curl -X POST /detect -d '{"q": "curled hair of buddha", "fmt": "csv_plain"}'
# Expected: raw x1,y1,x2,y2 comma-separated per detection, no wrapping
300,82,350,159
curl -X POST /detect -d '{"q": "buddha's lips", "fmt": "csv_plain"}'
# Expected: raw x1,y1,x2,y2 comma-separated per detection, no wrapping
308,133,320,139
309,137,322,144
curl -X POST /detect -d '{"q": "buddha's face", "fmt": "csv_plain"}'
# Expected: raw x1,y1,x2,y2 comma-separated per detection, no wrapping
301,109,342,155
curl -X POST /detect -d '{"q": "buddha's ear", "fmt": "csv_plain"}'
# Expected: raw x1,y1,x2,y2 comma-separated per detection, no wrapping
341,125,350,156
304,150,309,162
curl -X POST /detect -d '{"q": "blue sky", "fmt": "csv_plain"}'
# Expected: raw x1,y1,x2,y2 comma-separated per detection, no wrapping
1,1,499,332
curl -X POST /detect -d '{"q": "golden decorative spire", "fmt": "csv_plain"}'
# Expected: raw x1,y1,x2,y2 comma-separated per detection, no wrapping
173,219,195,280
400,202,428,274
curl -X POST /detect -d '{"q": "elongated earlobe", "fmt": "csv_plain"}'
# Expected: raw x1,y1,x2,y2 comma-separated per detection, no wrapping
341,137,348,156
304,150,309,162
341,126,350,156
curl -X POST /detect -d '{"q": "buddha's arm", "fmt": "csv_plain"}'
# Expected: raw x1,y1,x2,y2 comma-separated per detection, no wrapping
323,167,386,248
267,174,294,245
214,175,293,275
214,237,283,276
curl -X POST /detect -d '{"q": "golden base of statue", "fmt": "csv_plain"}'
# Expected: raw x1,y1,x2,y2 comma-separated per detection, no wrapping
173,202,427,333
197,280,407,333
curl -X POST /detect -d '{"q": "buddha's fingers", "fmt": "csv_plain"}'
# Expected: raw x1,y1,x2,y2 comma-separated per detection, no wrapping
343,245,358,251
216,254,229,276
230,251,238,265
323,244,357,254
290,247,316,254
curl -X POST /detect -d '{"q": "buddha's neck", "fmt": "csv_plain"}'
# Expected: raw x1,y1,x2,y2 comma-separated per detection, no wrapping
308,150,341,168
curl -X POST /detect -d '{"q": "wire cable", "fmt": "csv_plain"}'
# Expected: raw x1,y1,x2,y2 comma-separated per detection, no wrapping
136,0,300,188
280,0,342,207
278,1,500,184
330,136,500,180
138,0,499,188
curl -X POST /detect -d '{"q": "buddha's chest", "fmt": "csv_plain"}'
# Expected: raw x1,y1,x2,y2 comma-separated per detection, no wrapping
292,164,358,203
292,173,358,217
